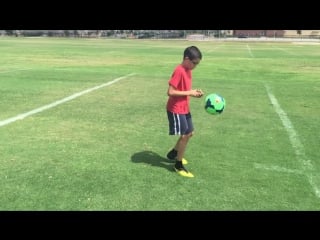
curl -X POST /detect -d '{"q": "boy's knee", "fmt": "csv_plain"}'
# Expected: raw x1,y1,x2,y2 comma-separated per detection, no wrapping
181,131,193,139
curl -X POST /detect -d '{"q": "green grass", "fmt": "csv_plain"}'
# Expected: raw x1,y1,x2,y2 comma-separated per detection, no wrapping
0,37,319,210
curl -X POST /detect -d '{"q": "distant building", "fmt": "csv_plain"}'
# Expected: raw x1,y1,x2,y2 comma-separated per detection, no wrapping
233,30,285,38
233,30,320,38
283,30,320,38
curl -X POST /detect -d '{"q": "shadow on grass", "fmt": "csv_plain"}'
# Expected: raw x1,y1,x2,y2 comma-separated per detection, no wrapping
131,151,174,172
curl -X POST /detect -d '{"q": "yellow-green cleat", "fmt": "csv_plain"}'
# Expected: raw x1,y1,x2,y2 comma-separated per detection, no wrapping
181,158,188,165
174,166,194,178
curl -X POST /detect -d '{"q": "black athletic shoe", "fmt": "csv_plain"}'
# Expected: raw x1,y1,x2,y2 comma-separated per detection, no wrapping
167,149,177,160
167,149,188,164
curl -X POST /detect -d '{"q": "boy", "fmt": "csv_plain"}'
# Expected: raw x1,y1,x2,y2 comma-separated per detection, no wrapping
166,46,204,178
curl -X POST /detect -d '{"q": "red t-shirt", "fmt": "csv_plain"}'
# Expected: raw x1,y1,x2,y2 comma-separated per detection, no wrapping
166,64,192,114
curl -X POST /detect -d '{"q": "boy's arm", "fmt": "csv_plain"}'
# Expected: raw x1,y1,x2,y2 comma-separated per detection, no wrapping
167,85,204,98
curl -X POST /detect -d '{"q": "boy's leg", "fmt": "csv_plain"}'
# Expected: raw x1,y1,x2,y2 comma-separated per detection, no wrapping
174,132,194,177
166,111,192,165
175,134,190,162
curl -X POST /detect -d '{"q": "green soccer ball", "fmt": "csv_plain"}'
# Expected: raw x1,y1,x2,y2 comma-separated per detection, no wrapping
204,93,226,115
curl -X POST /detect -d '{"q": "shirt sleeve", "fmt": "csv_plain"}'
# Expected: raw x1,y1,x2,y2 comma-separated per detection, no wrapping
168,67,182,89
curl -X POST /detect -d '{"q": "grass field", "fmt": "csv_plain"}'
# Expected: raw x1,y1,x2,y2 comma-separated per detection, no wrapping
0,37,319,210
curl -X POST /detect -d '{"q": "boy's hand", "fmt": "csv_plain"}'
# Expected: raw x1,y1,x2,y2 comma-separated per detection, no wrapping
196,89,204,97
191,89,204,98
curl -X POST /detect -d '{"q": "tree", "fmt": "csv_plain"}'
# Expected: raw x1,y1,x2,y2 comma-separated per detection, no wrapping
297,30,302,38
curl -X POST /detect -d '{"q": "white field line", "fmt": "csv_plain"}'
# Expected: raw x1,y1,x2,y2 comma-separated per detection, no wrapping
246,44,254,57
264,84,320,198
0,73,136,127
254,163,304,175
0,68,33,74
271,46,298,56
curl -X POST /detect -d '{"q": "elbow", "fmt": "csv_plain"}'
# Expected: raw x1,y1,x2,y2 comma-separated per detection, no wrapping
167,85,176,96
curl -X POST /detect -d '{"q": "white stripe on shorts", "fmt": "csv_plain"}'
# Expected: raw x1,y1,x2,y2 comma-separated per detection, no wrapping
174,113,181,135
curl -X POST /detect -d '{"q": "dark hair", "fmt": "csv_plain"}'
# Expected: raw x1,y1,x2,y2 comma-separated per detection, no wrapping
184,46,202,60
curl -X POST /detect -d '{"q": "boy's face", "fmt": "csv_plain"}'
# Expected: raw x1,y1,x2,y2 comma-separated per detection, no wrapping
187,57,201,69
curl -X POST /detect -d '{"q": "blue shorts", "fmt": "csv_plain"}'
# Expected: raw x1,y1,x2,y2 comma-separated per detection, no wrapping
167,111,194,135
